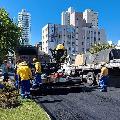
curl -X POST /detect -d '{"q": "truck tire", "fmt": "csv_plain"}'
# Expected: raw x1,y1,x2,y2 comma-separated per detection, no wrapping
86,72,95,85
96,73,101,85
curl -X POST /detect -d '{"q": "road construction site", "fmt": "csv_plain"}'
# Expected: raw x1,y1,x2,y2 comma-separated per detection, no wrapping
31,76,120,120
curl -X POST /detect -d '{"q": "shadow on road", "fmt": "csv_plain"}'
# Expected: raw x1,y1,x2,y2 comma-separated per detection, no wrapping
31,84,98,97
108,76,120,88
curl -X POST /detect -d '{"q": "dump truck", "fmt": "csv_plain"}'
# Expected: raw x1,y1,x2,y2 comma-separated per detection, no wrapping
67,48,120,85
15,45,38,63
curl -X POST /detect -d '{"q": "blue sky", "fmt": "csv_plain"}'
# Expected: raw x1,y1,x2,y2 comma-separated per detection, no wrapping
0,0,120,45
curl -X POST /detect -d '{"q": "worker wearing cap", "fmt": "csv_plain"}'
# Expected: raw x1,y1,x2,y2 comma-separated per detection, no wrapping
1,60,9,82
14,59,22,89
17,61,32,98
32,58,41,89
99,63,109,92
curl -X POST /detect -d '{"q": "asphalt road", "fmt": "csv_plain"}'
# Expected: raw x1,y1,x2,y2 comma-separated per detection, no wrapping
32,79,120,120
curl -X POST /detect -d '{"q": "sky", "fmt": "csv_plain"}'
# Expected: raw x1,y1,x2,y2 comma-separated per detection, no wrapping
0,0,120,45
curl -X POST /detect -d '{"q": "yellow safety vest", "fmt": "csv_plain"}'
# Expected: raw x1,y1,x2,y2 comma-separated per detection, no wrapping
17,65,32,80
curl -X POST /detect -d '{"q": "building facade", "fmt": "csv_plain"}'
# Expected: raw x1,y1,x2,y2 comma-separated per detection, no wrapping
42,24,76,56
61,7,75,25
18,9,31,45
83,9,98,28
42,7,106,57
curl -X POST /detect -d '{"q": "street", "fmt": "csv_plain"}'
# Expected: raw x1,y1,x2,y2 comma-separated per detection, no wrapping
33,77,120,120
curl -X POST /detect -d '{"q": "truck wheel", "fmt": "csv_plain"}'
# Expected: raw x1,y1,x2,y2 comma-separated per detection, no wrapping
86,72,95,85
96,73,101,85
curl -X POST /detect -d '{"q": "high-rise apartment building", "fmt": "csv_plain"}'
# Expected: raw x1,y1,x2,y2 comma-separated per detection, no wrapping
61,7,75,25
42,24,76,56
18,9,31,45
83,9,98,28
42,7,106,56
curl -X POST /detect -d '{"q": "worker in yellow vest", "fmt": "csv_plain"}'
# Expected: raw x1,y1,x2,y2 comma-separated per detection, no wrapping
32,58,41,89
17,61,32,98
99,62,109,92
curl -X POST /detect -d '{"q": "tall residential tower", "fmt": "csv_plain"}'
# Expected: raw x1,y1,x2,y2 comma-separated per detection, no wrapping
83,9,98,28
42,7,106,57
18,9,31,45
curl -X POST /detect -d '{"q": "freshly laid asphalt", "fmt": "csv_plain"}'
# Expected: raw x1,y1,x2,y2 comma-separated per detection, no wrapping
32,77,120,120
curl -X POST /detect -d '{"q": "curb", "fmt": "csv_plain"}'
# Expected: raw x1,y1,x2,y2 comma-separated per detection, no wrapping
34,98,56,120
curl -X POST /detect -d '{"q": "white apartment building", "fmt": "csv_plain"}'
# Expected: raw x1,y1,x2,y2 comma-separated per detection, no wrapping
61,7,75,25
42,23,106,55
42,7,106,57
66,8,106,53
42,24,76,56
18,9,31,45
78,27,106,53
83,9,98,28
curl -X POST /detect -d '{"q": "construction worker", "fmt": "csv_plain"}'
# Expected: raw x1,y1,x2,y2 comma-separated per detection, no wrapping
32,58,41,89
99,62,109,92
17,61,32,98
1,60,9,82
14,59,21,89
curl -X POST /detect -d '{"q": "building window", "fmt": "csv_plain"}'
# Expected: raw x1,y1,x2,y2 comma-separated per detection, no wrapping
72,42,75,45
87,37,89,39
82,48,84,52
98,32,100,35
82,42,84,45
67,41,70,44
94,37,96,40
46,40,48,43
94,37,96,43
59,35,61,38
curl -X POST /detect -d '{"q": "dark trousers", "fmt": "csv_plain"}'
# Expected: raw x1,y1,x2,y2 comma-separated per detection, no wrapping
99,76,108,91
3,73,9,82
20,80,30,97
15,74,19,89
32,73,41,88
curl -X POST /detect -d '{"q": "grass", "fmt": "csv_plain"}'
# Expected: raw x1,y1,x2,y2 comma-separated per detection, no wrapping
0,99,49,120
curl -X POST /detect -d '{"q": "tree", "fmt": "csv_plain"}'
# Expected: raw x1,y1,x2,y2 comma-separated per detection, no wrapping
89,43,115,54
0,8,21,63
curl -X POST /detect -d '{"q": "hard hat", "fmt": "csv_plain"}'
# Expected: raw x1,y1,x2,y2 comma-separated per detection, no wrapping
101,62,106,66
33,58,37,62
56,44,65,50
20,61,27,66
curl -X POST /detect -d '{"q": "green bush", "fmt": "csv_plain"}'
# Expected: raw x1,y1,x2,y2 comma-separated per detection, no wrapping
0,82,20,108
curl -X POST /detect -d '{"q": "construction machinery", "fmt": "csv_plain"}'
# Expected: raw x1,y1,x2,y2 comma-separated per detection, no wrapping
69,48,120,85
15,45,38,63
49,44,67,69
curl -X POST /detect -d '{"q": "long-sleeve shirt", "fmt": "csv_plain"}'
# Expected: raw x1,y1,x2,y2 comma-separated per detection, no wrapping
1,64,8,74
17,65,32,80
